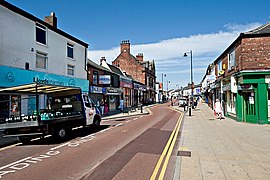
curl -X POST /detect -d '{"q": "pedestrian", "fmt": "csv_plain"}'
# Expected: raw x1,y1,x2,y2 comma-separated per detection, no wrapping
96,99,100,113
104,100,109,116
119,98,124,112
214,99,224,119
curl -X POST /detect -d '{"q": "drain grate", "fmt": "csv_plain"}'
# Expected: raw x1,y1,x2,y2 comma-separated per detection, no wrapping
177,150,191,157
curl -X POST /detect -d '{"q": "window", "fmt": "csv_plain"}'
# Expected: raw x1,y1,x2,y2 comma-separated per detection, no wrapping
67,64,75,76
36,23,47,45
36,52,47,69
93,71,98,85
217,60,222,73
228,49,236,70
67,43,74,59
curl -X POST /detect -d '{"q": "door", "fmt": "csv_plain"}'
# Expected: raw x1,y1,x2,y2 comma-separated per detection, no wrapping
82,94,95,125
242,91,257,123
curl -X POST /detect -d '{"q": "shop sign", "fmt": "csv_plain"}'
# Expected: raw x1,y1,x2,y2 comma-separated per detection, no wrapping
206,75,216,82
222,83,231,91
106,87,122,95
120,81,132,88
99,75,111,85
134,83,146,91
90,86,103,93
237,84,254,91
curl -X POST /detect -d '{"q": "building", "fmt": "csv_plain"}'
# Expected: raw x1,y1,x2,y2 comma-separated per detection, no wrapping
210,22,270,124
112,40,156,104
0,1,88,119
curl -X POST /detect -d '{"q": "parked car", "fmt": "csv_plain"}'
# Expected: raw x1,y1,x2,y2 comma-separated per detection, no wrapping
178,98,188,107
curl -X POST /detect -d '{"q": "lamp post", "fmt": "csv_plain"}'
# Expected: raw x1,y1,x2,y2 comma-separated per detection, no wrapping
161,73,166,103
183,50,193,116
167,80,170,100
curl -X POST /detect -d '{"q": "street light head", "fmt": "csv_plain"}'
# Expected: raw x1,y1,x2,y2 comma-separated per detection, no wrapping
183,53,188,57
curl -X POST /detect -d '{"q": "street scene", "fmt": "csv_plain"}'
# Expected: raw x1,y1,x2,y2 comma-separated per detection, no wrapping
1,0,270,179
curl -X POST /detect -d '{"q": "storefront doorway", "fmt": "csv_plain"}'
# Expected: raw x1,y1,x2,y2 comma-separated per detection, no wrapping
242,91,257,123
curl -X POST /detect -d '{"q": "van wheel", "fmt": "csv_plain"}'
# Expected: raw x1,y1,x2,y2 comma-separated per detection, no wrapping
18,136,31,144
53,127,67,139
93,116,101,128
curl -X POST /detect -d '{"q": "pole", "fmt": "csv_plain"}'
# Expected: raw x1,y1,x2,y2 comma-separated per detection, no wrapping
162,74,163,102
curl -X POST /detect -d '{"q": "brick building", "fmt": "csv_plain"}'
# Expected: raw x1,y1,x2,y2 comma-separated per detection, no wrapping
112,40,156,104
211,22,270,124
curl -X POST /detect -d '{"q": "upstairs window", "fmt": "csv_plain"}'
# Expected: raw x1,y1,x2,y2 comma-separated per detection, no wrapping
93,71,98,85
36,23,47,45
228,49,236,70
217,60,222,73
67,64,75,76
36,52,48,69
67,43,74,59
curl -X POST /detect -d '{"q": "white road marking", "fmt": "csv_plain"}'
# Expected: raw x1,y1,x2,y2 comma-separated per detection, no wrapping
126,120,131,123
99,128,111,133
133,118,138,121
0,157,32,170
50,142,71,150
115,123,123,127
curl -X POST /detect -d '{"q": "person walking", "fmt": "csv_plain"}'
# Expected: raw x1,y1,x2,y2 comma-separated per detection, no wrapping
119,98,124,112
214,99,224,119
104,100,109,116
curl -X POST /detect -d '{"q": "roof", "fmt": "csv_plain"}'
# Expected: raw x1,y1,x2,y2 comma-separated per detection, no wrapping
244,22,270,35
0,83,80,94
87,59,113,73
1,1,88,47
108,64,124,76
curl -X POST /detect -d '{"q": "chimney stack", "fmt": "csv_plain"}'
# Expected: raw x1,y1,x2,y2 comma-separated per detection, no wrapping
100,57,106,65
136,53,143,62
120,40,130,53
45,12,57,28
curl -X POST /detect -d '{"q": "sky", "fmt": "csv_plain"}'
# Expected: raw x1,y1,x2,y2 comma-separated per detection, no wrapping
6,0,270,90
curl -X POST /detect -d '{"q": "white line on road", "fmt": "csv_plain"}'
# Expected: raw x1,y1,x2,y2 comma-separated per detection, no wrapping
0,157,32,170
50,142,71,150
126,120,131,123
99,128,111,133
133,118,138,121
115,123,123,127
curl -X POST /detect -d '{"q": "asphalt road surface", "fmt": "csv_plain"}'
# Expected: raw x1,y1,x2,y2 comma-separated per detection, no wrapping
0,103,183,180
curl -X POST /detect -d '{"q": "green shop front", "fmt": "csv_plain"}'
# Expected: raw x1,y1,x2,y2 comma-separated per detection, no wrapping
235,72,270,124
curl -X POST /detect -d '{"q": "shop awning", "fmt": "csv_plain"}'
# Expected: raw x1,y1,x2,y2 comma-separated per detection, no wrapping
0,83,81,94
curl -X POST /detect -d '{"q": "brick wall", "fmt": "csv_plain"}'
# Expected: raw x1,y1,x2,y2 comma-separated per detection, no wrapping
240,36,270,70
112,52,145,84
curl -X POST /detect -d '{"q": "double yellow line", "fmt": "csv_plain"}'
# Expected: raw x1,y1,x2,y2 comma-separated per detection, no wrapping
150,109,183,180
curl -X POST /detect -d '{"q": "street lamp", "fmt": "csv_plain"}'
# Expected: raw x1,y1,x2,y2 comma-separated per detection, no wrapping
183,50,193,116
161,73,166,102
167,80,170,100
176,84,180,97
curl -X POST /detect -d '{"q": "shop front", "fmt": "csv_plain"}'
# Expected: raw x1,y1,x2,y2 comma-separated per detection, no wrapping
104,87,122,111
222,77,237,118
120,77,133,108
0,65,89,120
133,82,146,107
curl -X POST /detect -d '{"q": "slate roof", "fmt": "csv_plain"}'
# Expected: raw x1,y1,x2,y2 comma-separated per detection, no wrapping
87,59,111,72
108,64,125,76
244,22,270,35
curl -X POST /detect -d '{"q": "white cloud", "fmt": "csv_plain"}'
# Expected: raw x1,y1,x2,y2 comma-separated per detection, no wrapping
87,22,262,88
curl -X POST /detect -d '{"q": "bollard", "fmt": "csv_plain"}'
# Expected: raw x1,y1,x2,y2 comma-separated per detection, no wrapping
184,105,186,111
140,104,143,113
189,106,192,116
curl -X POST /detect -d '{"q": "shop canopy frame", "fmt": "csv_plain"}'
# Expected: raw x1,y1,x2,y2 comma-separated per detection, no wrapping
0,83,81,94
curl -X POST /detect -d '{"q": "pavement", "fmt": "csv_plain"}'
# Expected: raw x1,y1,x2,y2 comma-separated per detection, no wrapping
173,102,270,179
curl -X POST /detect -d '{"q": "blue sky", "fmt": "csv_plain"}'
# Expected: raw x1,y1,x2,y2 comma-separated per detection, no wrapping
6,0,270,89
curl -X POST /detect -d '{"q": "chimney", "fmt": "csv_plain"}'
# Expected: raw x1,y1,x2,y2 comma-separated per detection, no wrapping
120,40,130,53
136,53,143,62
100,57,106,65
45,12,57,28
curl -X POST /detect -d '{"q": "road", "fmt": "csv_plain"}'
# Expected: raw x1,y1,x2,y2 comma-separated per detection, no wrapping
0,103,183,180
